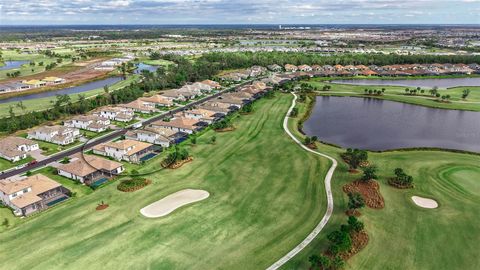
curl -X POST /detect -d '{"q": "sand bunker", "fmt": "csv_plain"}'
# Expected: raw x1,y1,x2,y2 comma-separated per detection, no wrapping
140,189,209,218
411,196,438,209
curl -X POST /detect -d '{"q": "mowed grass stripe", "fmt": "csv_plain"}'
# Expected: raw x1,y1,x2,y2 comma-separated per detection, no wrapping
0,93,331,270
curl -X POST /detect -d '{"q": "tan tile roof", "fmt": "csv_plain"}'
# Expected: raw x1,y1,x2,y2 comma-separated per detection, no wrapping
58,155,123,177
152,117,200,130
103,139,152,156
140,95,173,105
2,174,62,208
0,137,37,158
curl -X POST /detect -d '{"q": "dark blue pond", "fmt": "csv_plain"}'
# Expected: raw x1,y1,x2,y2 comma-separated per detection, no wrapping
0,76,123,104
0,60,29,71
303,96,480,152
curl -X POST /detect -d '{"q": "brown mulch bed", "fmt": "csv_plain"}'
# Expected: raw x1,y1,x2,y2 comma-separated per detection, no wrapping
96,204,109,211
164,156,193,169
341,231,369,260
215,127,235,132
343,180,385,209
117,179,152,192
345,209,362,217
306,143,317,149
388,178,414,189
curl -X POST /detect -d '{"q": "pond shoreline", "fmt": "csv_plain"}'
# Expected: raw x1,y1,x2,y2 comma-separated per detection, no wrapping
298,95,480,153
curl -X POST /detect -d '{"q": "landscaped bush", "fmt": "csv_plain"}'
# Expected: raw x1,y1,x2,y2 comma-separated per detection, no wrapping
117,178,151,192
388,168,414,188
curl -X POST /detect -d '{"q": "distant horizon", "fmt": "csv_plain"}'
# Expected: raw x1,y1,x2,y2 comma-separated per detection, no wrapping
2,0,479,25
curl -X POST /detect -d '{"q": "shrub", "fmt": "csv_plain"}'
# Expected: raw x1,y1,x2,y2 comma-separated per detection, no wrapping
117,178,151,192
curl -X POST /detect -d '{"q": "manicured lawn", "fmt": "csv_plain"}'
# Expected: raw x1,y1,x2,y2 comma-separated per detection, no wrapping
0,50,73,80
0,94,331,270
282,94,480,270
142,59,175,67
0,156,33,172
36,140,82,156
305,79,480,111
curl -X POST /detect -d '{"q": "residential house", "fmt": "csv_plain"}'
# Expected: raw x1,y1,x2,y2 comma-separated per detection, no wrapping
150,117,202,134
139,95,174,108
284,64,298,72
298,65,312,72
57,155,124,185
119,100,159,114
200,80,221,89
267,64,283,72
42,77,65,85
93,106,134,122
182,108,221,124
64,115,110,133
126,126,180,147
27,125,80,145
214,96,245,109
0,137,39,162
23,79,47,88
93,139,154,163
0,174,70,216
160,89,187,102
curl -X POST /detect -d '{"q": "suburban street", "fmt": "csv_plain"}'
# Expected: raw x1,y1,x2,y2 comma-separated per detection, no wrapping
0,80,255,180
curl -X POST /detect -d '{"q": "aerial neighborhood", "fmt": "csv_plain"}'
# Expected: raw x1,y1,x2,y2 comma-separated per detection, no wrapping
0,64,272,216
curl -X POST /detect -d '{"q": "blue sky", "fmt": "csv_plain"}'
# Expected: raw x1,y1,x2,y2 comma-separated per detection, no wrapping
1,0,479,25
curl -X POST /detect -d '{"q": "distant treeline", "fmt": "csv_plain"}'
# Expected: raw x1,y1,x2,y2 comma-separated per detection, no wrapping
201,52,480,68
2,52,479,133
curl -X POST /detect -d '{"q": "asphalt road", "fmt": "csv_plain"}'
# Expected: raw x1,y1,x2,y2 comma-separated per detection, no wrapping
0,80,253,180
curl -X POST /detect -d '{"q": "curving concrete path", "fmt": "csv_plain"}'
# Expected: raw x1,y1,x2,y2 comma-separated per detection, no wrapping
266,93,338,270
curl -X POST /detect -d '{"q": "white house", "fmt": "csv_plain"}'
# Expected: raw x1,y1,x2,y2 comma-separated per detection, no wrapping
139,95,174,108
93,106,134,122
27,125,80,145
64,115,110,133
93,139,154,163
0,137,39,162
150,117,201,134
125,127,177,148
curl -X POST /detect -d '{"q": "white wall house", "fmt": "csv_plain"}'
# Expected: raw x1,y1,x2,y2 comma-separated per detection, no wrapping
27,125,80,145
64,115,110,133
0,137,39,162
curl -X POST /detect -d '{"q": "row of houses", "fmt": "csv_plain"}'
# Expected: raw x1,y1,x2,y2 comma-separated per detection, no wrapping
0,76,65,94
278,63,480,76
0,69,276,216
218,66,268,82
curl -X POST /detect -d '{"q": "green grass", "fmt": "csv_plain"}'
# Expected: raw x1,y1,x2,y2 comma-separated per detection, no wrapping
281,94,480,270
0,75,140,117
0,94,331,270
0,156,33,172
0,50,72,80
306,78,480,111
142,59,175,67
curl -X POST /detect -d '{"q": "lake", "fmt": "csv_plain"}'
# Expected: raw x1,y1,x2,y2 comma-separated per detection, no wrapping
0,61,29,71
331,77,480,88
135,63,158,74
0,76,123,104
303,96,480,152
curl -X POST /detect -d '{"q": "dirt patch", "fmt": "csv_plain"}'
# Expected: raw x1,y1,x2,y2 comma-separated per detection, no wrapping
341,230,369,260
343,180,385,209
348,169,360,174
305,143,317,149
345,209,362,217
96,204,109,211
164,156,193,169
215,127,235,132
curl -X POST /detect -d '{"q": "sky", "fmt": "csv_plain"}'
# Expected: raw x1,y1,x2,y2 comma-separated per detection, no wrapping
1,0,480,25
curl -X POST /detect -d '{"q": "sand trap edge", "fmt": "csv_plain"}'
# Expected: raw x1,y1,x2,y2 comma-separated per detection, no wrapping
411,195,438,209
140,189,210,218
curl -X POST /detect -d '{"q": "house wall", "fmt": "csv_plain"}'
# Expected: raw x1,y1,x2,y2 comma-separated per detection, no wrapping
58,169,85,183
